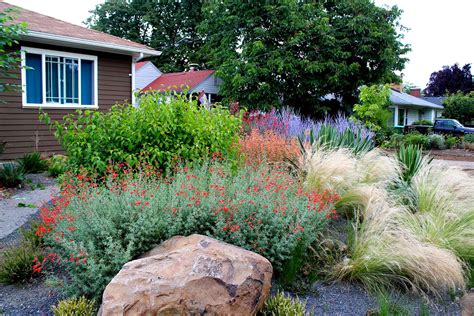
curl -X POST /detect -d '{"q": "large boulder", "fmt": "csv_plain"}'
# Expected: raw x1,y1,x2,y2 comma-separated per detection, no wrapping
100,234,273,315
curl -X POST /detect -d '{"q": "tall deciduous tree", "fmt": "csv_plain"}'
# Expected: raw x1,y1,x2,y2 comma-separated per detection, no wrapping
424,63,473,97
443,92,474,126
198,1,409,116
86,0,204,72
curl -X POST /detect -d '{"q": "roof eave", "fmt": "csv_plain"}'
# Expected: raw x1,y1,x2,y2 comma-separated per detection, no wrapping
22,31,161,59
390,102,444,110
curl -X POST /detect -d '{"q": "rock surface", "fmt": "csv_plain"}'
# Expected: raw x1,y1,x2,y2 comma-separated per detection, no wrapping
100,234,273,315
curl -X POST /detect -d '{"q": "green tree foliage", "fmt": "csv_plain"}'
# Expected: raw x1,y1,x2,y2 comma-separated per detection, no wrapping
198,1,409,115
352,84,392,132
442,92,474,126
86,0,204,72
0,8,27,94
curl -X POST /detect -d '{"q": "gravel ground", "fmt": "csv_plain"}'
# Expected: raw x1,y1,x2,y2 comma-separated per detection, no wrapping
0,198,62,316
300,281,462,315
0,278,63,316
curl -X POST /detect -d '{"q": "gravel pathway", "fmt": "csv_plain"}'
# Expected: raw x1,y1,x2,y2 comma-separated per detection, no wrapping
0,174,58,239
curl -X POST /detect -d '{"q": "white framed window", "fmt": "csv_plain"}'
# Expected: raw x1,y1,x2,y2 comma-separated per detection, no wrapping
21,47,98,109
397,108,407,126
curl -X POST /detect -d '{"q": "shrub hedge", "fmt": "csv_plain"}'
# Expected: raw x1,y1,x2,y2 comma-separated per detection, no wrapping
41,92,242,175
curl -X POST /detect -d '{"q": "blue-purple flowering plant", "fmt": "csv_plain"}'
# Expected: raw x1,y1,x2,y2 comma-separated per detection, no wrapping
244,107,374,155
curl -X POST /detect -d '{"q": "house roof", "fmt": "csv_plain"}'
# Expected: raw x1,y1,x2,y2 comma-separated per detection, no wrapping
390,89,444,109
422,96,445,107
1,1,160,58
135,61,149,71
143,70,215,92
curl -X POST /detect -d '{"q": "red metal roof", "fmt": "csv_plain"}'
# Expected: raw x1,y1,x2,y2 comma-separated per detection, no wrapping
143,70,215,92
1,2,152,51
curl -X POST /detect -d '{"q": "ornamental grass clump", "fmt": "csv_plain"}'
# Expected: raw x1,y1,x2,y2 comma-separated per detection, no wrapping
302,145,468,296
405,164,474,261
35,160,338,299
303,147,398,216
332,197,465,296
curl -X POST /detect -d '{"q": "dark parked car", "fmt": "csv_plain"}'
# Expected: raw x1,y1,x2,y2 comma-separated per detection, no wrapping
404,119,474,136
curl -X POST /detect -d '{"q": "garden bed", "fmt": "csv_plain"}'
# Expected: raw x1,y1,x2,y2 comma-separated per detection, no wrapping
0,216,464,315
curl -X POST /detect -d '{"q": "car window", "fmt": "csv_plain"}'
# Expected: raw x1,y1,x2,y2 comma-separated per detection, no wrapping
453,120,463,128
436,121,445,127
445,121,456,128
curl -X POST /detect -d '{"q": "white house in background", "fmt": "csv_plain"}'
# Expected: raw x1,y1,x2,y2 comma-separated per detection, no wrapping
134,61,162,90
389,88,444,127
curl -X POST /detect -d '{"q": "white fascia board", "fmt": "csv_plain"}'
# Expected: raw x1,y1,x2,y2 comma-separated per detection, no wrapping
22,31,161,58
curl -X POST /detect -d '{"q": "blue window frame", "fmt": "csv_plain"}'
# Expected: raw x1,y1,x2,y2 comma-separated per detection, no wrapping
22,47,97,108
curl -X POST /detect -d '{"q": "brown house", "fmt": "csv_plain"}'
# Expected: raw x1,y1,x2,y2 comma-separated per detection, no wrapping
0,2,160,160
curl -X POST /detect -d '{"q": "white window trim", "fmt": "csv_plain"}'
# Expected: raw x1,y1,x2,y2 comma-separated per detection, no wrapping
21,46,98,109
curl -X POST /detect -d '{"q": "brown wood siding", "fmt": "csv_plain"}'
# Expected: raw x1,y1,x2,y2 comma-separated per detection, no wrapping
0,41,132,160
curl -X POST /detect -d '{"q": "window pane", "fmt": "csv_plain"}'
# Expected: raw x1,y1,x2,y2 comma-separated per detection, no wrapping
46,56,60,103
65,58,78,104
25,53,42,104
81,60,94,105
398,109,405,126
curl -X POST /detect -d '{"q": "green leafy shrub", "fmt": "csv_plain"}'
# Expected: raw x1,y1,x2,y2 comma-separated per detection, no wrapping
386,133,404,148
0,162,24,188
428,134,446,150
52,297,95,316
411,119,432,126
464,134,474,143
47,155,68,177
18,152,48,173
0,241,44,284
38,161,337,298
260,291,308,316
396,144,431,184
41,92,242,175
464,134,474,150
444,135,457,149
401,132,429,149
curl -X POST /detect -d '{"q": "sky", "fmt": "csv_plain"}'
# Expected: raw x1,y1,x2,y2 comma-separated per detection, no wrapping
5,0,474,89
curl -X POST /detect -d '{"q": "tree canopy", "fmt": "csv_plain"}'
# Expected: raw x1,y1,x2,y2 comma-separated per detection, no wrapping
86,0,205,72
424,63,473,97
87,0,409,115
443,92,474,126
198,1,409,115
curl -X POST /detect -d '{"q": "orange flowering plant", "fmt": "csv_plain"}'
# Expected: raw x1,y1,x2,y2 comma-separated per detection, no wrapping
239,128,301,165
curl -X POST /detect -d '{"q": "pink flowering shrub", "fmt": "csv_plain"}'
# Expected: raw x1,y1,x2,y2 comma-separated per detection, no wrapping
36,161,338,298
